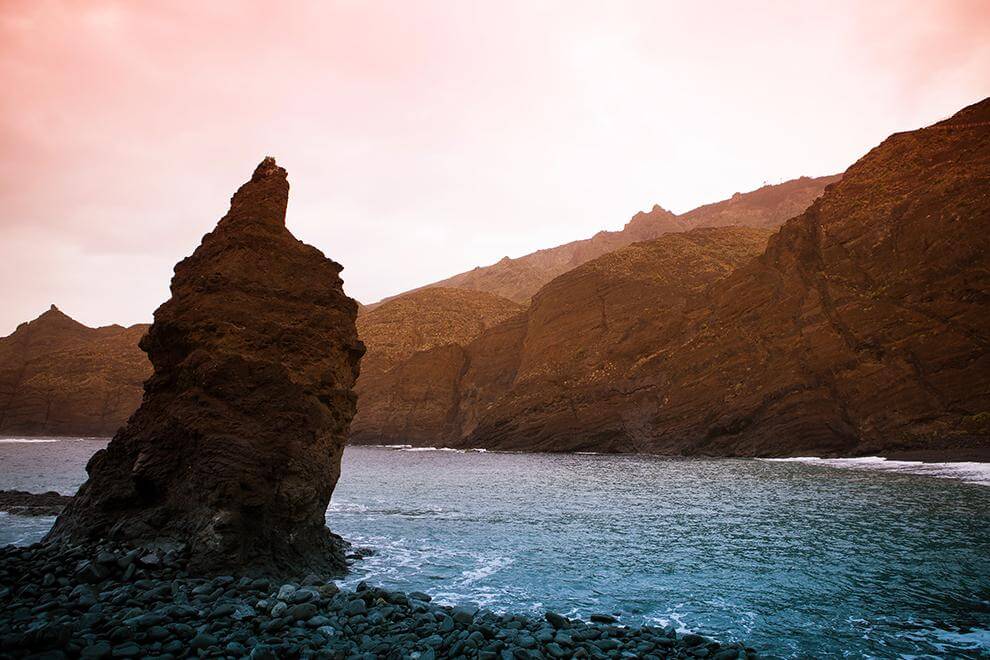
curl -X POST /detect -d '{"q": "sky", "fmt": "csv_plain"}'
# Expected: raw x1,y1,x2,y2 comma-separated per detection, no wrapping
1,1,988,335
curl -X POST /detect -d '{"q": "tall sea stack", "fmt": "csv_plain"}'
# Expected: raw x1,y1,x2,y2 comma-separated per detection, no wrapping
46,158,365,576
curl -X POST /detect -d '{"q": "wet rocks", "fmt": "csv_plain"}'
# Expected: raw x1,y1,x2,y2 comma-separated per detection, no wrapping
0,490,72,517
44,158,364,577
2,540,762,658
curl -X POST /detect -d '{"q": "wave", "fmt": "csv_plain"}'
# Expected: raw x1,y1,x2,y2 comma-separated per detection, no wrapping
0,438,61,444
400,447,464,453
759,456,990,486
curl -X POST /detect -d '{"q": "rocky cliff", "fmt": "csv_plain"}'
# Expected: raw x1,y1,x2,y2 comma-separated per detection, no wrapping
356,227,774,447
371,174,839,305
2,175,834,440
46,158,365,576
355,99,989,458
463,98,990,456
351,288,522,444
0,306,149,437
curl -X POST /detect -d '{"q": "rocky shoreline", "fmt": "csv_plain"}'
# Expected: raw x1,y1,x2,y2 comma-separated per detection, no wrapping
0,490,72,517
0,541,756,659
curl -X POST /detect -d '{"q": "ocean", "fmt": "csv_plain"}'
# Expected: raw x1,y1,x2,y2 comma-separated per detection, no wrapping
1,439,988,658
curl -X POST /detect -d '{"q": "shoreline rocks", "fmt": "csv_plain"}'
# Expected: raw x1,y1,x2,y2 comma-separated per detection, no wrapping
0,490,72,517
0,541,758,659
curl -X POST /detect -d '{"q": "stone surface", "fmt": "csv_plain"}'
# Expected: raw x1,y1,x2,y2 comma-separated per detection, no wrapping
44,158,364,576
350,287,522,445
0,490,73,516
0,306,149,437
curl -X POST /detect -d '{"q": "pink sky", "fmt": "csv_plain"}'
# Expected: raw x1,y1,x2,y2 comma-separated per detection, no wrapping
1,1,988,335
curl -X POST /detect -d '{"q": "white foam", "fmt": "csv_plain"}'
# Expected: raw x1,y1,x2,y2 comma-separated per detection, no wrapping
760,456,990,486
0,438,61,444
400,447,463,453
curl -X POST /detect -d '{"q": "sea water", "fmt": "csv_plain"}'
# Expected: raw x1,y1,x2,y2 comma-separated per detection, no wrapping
1,439,988,658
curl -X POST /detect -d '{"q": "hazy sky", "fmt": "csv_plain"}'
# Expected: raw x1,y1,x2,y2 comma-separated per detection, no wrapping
1,1,988,335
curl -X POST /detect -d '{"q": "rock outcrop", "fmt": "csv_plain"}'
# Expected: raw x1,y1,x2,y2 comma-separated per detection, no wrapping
46,158,365,576
0,307,149,437
370,174,838,305
0,490,72,517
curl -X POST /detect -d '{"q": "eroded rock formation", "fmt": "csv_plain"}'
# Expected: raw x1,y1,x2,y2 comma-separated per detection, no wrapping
0,306,148,437
46,158,364,576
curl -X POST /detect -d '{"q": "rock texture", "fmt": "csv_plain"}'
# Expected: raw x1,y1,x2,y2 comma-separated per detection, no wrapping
0,307,149,437
370,175,839,305
351,288,522,445
45,158,364,576
463,98,990,456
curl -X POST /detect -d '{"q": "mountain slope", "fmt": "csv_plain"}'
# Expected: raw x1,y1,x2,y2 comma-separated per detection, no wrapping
350,288,523,444
372,175,839,305
464,98,990,456
353,227,775,446
0,306,150,437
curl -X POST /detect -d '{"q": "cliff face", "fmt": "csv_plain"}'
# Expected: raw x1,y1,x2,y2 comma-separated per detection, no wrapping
356,227,773,447
465,99,990,456
350,288,522,445
371,175,838,306
354,99,989,457
46,158,365,576
0,306,149,437
459,228,775,450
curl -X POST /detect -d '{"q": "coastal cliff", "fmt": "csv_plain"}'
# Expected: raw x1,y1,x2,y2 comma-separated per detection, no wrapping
45,158,365,576
351,288,522,445
0,176,835,442
357,99,990,458
463,98,990,455
0,306,148,437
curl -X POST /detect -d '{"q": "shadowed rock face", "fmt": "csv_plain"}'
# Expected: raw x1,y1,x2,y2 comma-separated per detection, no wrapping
46,158,365,577
0,306,149,437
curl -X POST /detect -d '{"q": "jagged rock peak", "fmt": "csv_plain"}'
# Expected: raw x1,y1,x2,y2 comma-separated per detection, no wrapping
252,156,286,181
220,157,290,230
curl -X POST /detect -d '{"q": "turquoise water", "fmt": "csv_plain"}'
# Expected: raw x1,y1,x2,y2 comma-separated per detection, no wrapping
1,439,989,658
